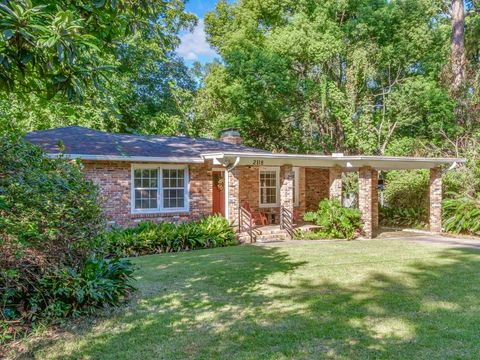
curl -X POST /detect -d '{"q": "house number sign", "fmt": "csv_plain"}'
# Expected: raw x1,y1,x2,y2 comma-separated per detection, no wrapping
253,160,264,165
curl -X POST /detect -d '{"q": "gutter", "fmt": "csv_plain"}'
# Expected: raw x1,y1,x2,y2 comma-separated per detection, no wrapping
46,153,205,163
201,151,466,164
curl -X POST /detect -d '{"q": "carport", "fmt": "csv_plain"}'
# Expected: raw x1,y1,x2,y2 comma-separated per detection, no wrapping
202,152,466,239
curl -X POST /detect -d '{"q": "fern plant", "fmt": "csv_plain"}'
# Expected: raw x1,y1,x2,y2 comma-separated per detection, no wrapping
303,199,362,240
443,195,480,235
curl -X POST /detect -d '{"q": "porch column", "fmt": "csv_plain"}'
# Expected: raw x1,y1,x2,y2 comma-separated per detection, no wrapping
280,165,295,232
429,167,442,233
358,166,378,239
329,166,343,202
227,168,240,229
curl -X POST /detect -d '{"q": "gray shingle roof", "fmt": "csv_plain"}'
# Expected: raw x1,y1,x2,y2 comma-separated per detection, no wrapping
25,126,268,160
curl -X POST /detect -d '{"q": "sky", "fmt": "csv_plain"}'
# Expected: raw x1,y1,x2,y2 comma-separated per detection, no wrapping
177,0,220,65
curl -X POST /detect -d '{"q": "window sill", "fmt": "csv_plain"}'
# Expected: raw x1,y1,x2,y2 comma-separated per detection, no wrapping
259,205,280,209
131,210,189,218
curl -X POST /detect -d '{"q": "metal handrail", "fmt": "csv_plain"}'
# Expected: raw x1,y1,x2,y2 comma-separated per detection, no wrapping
239,206,254,243
280,206,294,238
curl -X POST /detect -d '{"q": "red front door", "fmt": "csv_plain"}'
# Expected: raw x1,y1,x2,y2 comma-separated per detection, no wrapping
212,171,225,216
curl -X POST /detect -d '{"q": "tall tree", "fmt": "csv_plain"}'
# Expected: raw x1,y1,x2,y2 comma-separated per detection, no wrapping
0,0,195,100
451,0,467,92
199,0,456,155
0,0,198,136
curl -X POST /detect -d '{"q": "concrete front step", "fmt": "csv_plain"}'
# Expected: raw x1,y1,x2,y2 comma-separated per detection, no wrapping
239,225,291,243
255,234,289,242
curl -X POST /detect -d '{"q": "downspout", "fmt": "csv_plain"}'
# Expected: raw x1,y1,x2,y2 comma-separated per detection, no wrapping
226,156,240,171
442,161,458,174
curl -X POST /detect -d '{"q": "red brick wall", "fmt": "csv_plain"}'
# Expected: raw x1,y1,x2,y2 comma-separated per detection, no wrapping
305,168,329,211
83,161,213,227
82,160,329,227
429,167,442,233
237,166,282,224
236,166,311,224
358,166,378,238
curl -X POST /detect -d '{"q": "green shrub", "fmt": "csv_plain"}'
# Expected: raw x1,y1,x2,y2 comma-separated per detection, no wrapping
303,199,362,240
105,215,237,257
196,215,238,247
0,137,105,287
379,207,428,229
0,137,133,343
383,170,429,210
293,229,327,240
31,257,135,320
443,195,480,235
381,168,476,228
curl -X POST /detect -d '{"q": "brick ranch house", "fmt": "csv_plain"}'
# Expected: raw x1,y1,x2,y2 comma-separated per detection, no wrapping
26,126,465,240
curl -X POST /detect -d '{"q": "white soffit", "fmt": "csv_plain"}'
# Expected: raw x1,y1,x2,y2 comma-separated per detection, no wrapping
201,152,465,170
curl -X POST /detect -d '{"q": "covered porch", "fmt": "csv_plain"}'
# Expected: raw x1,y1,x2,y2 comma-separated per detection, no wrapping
202,152,465,241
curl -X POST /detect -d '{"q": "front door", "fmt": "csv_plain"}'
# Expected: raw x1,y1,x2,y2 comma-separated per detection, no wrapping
212,171,225,216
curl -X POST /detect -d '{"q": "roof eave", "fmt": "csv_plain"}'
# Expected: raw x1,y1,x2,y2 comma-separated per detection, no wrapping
46,153,205,163
200,151,466,170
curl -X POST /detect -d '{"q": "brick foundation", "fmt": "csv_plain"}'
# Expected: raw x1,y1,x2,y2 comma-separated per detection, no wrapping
358,166,378,239
429,167,442,233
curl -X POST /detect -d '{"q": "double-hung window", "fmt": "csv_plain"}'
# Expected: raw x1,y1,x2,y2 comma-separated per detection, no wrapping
162,169,186,209
132,165,189,213
259,167,279,207
259,167,300,207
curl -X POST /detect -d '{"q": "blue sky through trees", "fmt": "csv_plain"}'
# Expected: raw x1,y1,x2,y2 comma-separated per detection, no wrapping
178,0,219,65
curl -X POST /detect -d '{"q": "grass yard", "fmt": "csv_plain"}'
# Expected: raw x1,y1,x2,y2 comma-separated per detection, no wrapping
17,239,480,359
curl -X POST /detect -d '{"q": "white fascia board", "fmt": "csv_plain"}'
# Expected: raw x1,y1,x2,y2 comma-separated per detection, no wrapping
200,151,466,169
46,153,204,163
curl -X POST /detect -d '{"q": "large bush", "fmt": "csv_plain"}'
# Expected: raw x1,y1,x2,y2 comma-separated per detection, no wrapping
104,215,238,257
0,137,104,266
383,170,429,211
303,199,362,240
0,137,133,342
380,168,475,228
379,207,427,229
443,195,480,235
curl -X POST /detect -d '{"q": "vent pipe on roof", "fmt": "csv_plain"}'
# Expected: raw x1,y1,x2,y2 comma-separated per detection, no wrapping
220,128,243,145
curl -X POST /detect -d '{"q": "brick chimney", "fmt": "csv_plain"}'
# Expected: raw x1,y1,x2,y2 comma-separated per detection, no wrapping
220,128,243,145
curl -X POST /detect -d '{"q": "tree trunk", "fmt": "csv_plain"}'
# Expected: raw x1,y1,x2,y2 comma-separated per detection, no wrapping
451,0,466,92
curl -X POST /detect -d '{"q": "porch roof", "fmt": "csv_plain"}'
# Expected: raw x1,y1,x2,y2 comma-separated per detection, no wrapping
201,151,466,170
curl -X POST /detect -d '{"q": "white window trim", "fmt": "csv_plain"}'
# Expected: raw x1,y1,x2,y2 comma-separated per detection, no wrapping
259,166,280,208
293,167,300,207
131,164,189,214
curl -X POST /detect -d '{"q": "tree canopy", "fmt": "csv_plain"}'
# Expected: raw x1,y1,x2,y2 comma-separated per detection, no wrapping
196,0,471,155
0,0,195,99
2,0,480,161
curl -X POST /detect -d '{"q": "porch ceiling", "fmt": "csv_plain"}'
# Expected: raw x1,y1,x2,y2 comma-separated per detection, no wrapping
201,152,466,170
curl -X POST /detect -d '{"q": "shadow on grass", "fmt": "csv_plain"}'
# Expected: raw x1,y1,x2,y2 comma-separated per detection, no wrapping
21,246,480,359
19,245,305,359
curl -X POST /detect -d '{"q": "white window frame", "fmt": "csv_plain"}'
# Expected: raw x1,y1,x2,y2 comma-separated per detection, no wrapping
131,164,189,214
259,166,280,208
293,167,300,207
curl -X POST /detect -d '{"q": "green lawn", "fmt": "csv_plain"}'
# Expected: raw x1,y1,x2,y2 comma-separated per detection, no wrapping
21,240,480,359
